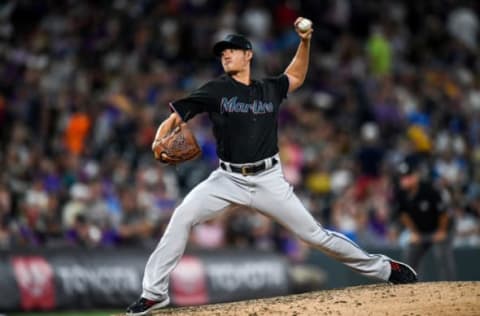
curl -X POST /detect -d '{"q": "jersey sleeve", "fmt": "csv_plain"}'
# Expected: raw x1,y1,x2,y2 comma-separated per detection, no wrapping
170,82,217,121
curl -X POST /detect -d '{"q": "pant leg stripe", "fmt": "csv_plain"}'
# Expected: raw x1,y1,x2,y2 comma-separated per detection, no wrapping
316,222,387,260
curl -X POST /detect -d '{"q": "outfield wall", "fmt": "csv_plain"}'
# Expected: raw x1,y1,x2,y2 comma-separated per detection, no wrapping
1,246,479,312
306,247,480,289
0,248,294,312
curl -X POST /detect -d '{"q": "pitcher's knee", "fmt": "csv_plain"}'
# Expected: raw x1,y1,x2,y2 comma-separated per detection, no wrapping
171,205,198,228
297,226,328,245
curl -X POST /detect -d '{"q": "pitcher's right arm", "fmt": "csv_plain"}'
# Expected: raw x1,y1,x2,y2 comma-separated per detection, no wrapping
152,112,183,152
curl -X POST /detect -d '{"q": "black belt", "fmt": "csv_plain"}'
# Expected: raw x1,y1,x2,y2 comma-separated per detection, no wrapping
220,158,278,176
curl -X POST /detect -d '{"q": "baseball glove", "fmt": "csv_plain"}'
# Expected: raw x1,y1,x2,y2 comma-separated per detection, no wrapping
152,123,201,164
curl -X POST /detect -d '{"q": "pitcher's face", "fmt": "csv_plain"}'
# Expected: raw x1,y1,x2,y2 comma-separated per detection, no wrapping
221,49,252,74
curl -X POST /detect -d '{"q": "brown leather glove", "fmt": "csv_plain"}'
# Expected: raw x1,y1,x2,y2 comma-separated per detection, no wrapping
152,123,201,164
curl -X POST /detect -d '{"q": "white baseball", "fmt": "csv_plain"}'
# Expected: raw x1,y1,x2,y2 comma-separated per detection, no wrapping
297,18,312,32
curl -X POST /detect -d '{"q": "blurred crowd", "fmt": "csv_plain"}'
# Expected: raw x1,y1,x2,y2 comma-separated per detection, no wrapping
1,0,479,260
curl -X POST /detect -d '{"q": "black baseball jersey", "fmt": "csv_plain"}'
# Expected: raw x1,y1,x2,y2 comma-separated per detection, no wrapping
397,182,447,233
170,74,289,163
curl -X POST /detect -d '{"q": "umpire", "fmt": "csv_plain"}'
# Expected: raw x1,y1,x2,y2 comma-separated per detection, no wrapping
396,158,456,280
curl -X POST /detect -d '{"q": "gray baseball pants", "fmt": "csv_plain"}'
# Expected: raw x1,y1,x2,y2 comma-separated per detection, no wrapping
405,237,456,280
142,156,392,300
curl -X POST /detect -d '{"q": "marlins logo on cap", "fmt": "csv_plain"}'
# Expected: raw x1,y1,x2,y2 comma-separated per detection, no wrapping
213,34,253,56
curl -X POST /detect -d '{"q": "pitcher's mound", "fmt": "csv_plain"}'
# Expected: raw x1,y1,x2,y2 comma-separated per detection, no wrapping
150,281,479,316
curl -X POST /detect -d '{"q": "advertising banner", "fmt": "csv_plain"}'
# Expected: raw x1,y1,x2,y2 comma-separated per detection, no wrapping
170,250,290,306
0,247,290,312
202,249,290,304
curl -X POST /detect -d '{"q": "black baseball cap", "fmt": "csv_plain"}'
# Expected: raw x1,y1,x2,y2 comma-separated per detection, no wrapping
398,157,420,176
213,34,253,56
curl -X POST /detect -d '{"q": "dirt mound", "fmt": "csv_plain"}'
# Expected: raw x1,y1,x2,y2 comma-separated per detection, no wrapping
153,281,480,316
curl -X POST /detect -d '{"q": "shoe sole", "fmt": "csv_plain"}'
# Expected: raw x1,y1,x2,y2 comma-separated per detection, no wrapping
389,259,418,284
126,297,170,316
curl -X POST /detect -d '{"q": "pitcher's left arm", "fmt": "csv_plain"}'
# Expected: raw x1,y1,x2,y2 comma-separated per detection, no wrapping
284,17,313,93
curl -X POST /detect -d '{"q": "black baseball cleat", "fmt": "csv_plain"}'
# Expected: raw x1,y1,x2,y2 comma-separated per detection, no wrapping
388,260,418,284
126,296,170,316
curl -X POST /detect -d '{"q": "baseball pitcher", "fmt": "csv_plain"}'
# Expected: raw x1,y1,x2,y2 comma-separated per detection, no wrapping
127,17,417,316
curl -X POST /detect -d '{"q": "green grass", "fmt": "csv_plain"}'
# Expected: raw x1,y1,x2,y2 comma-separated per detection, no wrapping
10,311,122,316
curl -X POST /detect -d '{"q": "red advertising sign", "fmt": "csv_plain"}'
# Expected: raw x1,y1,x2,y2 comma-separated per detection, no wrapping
11,256,56,310
170,255,209,306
